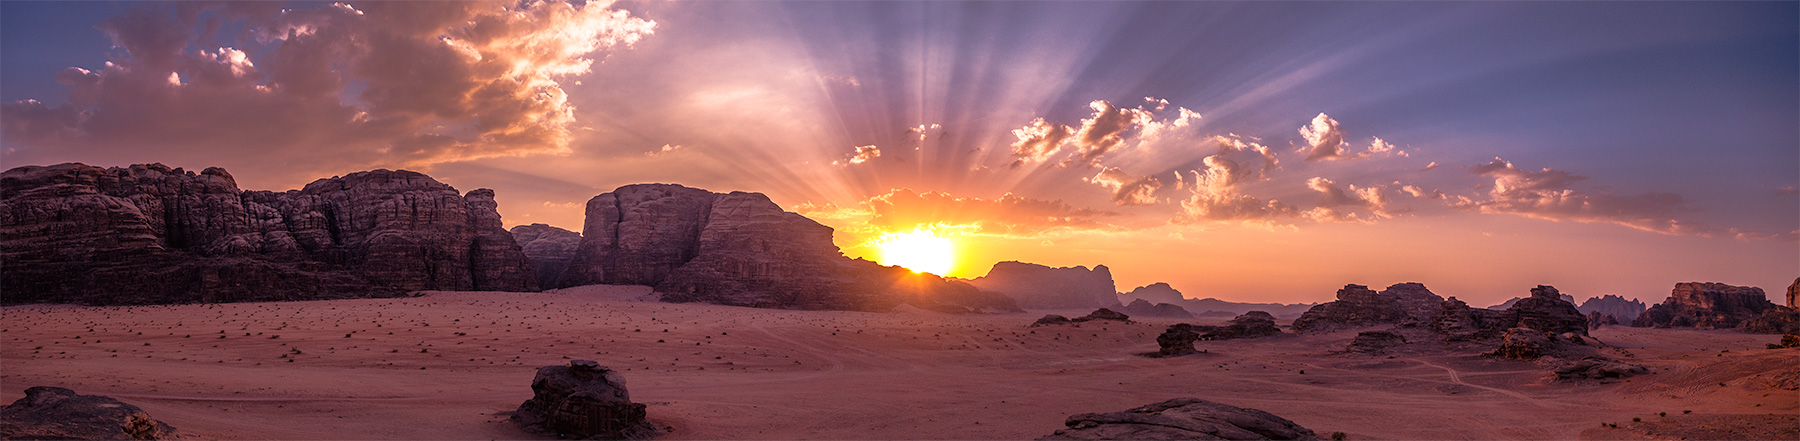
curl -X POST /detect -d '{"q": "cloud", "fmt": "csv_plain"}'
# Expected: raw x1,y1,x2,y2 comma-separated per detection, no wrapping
1209,133,1279,179
845,145,882,165
1,0,654,181
854,189,1118,236
1421,161,1440,171
1085,167,1167,205
1298,113,1348,161
1454,157,1718,236
1063,100,1156,167
1176,155,1298,222
1302,177,1391,223
1007,117,1074,167
1402,184,1446,200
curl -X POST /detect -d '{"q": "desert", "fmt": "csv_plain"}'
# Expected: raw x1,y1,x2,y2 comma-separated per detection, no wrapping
5,284,1796,440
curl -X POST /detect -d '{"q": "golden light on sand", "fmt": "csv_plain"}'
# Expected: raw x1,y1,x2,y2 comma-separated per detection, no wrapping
874,229,954,275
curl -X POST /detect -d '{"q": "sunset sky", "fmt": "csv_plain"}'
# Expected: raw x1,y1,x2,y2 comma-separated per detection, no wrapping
3,1,1794,306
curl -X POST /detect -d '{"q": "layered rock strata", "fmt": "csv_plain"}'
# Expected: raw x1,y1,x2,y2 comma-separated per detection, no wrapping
1,163,536,305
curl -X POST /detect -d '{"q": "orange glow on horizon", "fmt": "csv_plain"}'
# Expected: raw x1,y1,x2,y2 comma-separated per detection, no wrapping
872,229,955,276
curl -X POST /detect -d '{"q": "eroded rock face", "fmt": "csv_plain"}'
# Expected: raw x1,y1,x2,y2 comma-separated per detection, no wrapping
968,261,1120,310
0,386,179,440
513,360,663,440
1587,312,1620,329
1430,297,1507,342
1,163,536,305
1633,282,1778,329
1509,286,1589,336
1040,398,1322,440
511,223,583,289
1123,299,1194,318
1788,278,1798,308
1741,308,1800,334
1292,283,1444,333
547,184,1017,312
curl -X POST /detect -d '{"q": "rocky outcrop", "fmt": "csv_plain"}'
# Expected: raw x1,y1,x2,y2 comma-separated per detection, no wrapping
1041,398,1322,441
1769,334,1800,349
1788,277,1798,308
1508,286,1589,336
1,163,536,305
1741,308,1800,334
1633,282,1779,329
0,386,179,440
1030,309,1133,327
1553,357,1650,380
1123,299,1193,318
1117,283,1316,319
511,223,582,289
969,261,1120,310
1032,315,1074,326
513,360,663,440
1587,312,1620,329
1577,295,1646,323
1150,324,1202,357
1430,297,1508,342
545,184,1017,312
1291,283,1444,333
1199,311,1283,340
1488,292,1575,310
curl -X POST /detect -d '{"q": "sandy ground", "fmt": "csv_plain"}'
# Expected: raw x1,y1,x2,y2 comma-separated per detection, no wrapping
4,286,1795,440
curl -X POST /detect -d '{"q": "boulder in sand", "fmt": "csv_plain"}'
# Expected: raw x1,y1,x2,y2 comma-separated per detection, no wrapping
513,360,663,440
0,386,180,440
1040,397,1323,440
1148,324,1202,357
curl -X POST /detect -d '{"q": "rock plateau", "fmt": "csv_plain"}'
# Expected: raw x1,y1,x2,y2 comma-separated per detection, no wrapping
1,163,536,305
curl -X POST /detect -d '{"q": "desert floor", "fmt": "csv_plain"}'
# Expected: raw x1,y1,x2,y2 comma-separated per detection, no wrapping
4,286,1796,440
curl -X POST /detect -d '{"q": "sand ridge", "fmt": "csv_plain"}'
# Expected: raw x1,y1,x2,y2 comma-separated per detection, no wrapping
4,287,1795,439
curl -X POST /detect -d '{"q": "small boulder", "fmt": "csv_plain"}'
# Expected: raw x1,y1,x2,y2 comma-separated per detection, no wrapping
0,386,180,440
1149,324,1202,357
1345,330,1406,354
513,360,663,440
1040,398,1322,440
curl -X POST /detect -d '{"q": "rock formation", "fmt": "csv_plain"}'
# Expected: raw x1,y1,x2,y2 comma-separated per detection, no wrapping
1291,283,1444,333
1633,282,1779,329
1032,315,1074,326
1789,277,1798,308
1122,299,1194,318
511,223,582,289
1040,398,1322,440
968,261,1120,310
1488,292,1576,310
1576,294,1646,323
1553,357,1650,380
1117,283,1316,319
1198,311,1283,340
1769,334,1800,349
513,360,663,440
1587,312,1619,329
1030,309,1133,327
1507,286,1589,336
544,183,1017,312
1150,324,1202,357
0,386,180,440
1,163,537,305
1741,308,1800,334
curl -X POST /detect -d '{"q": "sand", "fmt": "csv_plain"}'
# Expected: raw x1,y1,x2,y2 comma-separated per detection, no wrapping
3,286,1795,440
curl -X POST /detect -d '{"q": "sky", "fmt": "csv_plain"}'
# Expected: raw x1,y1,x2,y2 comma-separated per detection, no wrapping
2,1,1795,306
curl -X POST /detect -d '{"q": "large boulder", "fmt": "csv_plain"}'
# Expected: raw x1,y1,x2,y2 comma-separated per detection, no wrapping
0,386,180,440
512,360,662,440
511,223,583,289
1150,324,1203,357
967,261,1120,310
1,163,537,305
547,184,1017,312
1040,398,1322,440
1201,311,1283,340
1633,282,1779,329
1291,283,1444,333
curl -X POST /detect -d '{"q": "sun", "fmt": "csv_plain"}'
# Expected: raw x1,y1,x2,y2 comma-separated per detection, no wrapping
874,229,955,276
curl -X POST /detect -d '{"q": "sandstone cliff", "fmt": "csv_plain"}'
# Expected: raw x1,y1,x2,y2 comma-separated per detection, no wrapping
548,184,1018,312
1,163,536,305
967,261,1120,310
1576,294,1647,323
510,223,582,289
1633,282,1778,329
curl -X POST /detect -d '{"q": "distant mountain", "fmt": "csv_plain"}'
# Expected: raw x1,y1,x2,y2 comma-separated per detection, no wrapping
1117,283,1317,319
1575,294,1646,323
1122,299,1194,318
966,262,1120,310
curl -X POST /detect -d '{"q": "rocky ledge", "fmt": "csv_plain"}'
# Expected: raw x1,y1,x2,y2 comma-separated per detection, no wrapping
1,386,180,440
1,163,536,305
